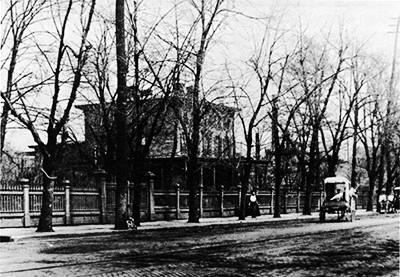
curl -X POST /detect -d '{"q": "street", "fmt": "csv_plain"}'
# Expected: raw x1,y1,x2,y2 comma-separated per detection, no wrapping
0,213,399,277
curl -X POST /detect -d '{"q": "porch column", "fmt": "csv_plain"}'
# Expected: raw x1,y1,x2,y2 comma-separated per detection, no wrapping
199,167,204,218
237,184,242,215
145,171,156,221
199,184,204,219
175,183,181,219
213,166,216,190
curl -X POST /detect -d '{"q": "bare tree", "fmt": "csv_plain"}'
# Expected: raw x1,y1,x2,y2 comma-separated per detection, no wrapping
81,17,117,176
359,98,384,211
291,34,349,215
356,60,389,211
81,2,179,227
1,0,96,232
1,0,47,166
383,19,400,194
230,16,299,219
349,55,367,189
124,1,181,226
165,0,230,223
319,77,360,178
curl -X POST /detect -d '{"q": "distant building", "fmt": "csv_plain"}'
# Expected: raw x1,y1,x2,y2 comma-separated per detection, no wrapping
76,86,238,190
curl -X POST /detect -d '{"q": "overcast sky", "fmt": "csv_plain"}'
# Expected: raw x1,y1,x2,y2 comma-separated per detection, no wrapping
149,0,400,57
283,0,399,56
3,0,400,152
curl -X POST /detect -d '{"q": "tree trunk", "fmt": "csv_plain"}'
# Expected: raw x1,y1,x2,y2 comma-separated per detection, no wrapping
303,125,318,215
187,72,201,223
114,0,129,229
36,157,55,232
273,152,282,218
366,174,376,212
0,105,10,153
298,158,307,191
272,97,282,218
385,149,393,193
377,144,385,192
132,159,144,226
238,163,251,220
326,156,337,177
187,156,199,223
350,100,359,188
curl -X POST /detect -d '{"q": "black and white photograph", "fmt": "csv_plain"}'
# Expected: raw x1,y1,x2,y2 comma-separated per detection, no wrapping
1,0,399,276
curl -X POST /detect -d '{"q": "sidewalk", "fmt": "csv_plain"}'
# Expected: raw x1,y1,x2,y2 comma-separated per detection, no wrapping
0,210,377,242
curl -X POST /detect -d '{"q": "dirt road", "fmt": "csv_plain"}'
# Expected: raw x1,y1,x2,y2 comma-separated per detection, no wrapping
0,213,398,276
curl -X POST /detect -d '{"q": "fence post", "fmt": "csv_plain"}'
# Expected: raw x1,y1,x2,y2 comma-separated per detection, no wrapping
220,185,224,217
283,189,288,214
95,169,107,224
199,184,204,219
175,183,181,219
63,180,71,225
319,189,323,211
296,190,301,213
21,178,30,227
270,188,274,215
128,182,135,218
237,184,242,215
199,166,204,219
145,171,156,221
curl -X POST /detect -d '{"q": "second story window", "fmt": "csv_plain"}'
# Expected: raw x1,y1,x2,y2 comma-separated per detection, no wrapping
214,135,222,157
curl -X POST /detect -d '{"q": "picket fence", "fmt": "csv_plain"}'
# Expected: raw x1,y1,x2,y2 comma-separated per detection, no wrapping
0,170,372,228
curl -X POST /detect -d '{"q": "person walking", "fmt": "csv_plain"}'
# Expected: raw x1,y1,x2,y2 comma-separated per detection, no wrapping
248,191,261,218
378,190,387,213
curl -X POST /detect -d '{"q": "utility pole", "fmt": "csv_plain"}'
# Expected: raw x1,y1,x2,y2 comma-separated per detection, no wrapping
115,0,129,229
388,16,399,94
385,16,400,193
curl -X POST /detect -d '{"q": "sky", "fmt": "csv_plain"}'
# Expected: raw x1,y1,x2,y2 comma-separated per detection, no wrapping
2,0,399,152
286,0,399,56
234,0,399,59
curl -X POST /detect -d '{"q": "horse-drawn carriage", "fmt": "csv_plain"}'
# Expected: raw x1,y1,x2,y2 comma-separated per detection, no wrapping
393,187,400,212
319,176,356,222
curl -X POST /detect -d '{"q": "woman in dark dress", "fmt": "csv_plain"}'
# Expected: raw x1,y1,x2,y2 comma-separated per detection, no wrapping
248,191,261,218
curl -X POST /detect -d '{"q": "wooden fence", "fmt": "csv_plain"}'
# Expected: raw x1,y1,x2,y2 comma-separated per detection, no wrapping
0,171,375,228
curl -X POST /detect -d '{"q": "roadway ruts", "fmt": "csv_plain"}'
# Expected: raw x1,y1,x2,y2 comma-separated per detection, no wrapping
0,214,398,276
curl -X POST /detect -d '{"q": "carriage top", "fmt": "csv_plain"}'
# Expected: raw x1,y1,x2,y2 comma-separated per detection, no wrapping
324,176,350,185
320,176,356,222
323,176,351,202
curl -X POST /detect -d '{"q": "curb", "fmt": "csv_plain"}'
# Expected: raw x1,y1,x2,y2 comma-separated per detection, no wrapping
1,211,382,242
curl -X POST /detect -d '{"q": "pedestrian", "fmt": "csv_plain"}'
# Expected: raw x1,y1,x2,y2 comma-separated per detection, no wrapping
349,186,358,199
393,193,399,213
248,191,261,218
387,193,395,213
378,190,387,213
348,185,358,217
